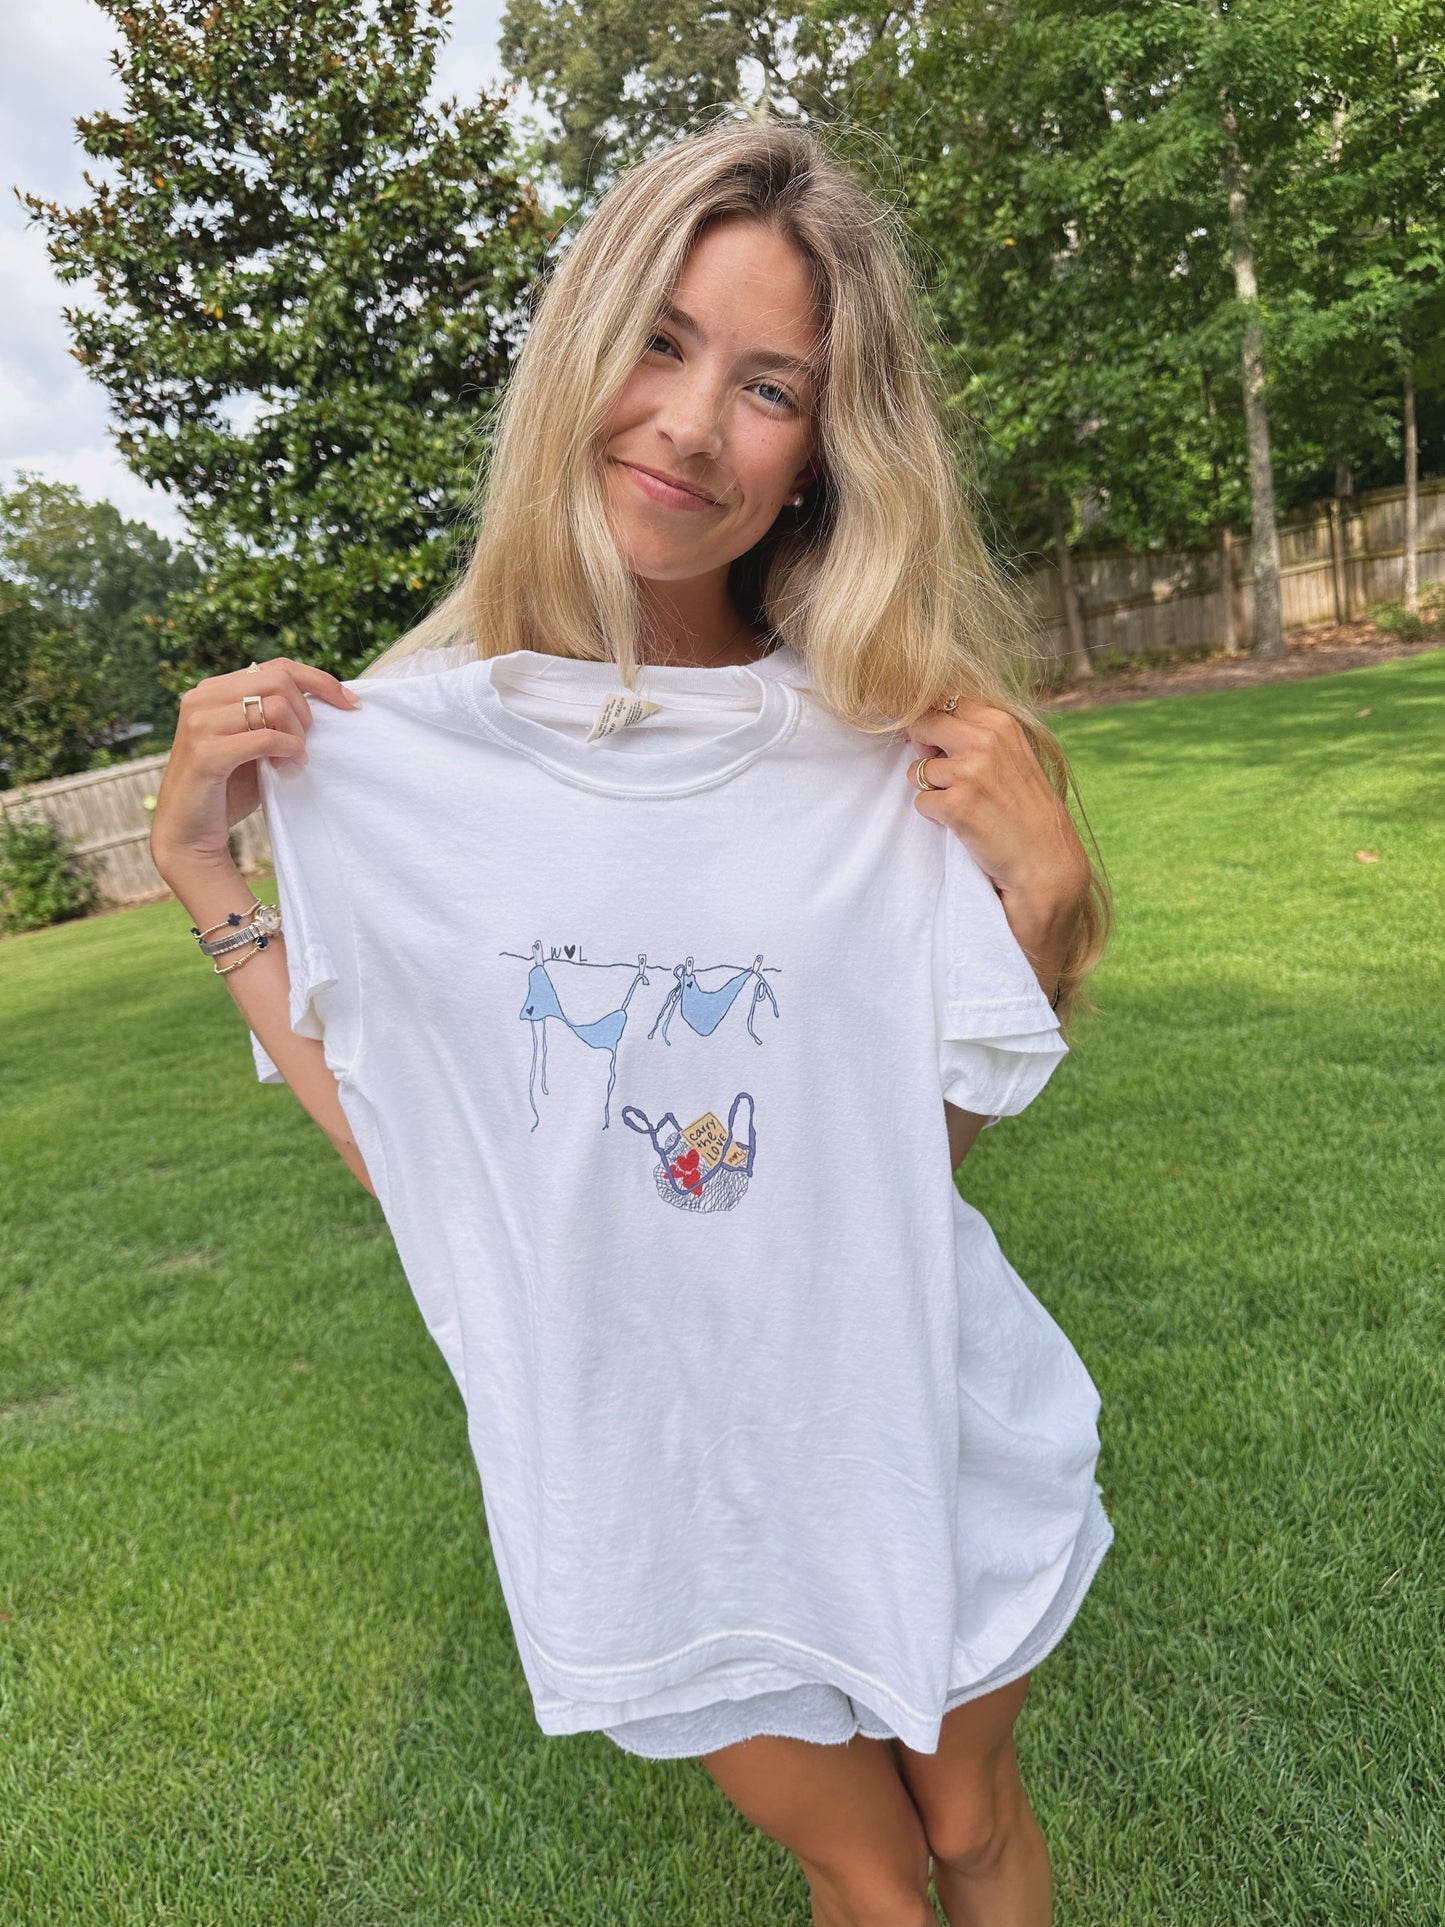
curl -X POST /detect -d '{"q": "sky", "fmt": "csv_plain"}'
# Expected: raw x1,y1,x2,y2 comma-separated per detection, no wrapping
0,0,514,540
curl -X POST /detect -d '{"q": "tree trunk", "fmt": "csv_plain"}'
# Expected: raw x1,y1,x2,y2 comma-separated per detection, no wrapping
1327,498,1348,626
1218,525,1239,653
1332,459,1354,622
1212,23,1285,659
1403,349,1419,613
1050,489,1092,683
1201,368,1238,654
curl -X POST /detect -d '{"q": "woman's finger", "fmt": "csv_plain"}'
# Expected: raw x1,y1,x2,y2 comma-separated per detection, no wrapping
218,682,312,763
204,662,337,760
909,750,969,791
265,659,364,712
909,697,1009,747
196,722,308,775
905,702,1041,797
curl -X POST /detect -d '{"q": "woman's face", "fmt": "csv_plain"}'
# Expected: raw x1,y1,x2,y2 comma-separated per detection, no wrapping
599,216,822,586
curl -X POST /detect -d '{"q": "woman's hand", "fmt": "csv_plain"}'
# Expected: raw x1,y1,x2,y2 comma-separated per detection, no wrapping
902,701,1091,999
150,656,359,879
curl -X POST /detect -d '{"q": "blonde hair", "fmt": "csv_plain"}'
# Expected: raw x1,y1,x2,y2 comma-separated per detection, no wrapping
362,118,1111,1033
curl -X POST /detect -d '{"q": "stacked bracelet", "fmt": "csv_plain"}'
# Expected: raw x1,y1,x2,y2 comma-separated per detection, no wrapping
189,899,283,976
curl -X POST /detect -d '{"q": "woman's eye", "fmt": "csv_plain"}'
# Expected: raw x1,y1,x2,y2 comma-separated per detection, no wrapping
752,379,797,412
645,331,679,357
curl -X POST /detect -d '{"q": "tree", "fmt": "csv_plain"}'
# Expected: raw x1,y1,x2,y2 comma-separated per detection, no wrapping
0,475,197,788
862,0,1378,660
502,0,759,192
1207,0,1286,658
0,593,116,791
499,0,874,194
860,6,1238,573
1303,2,1445,614
21,0,552,684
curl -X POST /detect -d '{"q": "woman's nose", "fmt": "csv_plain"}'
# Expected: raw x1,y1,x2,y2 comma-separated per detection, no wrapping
654,373,724,461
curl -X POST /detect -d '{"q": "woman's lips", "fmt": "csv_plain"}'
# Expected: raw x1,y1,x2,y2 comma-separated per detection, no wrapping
617,461,721,512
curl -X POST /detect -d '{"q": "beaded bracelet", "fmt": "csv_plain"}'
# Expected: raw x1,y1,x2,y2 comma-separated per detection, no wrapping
189,898,283,975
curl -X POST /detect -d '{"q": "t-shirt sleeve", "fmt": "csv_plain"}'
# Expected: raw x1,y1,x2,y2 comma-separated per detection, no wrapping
246,646,468,1083
933,829,1069,1129
246,748,359,1086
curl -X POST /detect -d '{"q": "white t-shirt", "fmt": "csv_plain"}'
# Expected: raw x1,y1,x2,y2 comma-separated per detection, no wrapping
247,640,1075,1751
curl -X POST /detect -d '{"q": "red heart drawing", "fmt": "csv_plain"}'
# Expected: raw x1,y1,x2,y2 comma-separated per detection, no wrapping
667,1144,704,1192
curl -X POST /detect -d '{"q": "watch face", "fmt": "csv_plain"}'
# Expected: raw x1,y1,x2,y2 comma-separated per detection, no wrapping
255,903,282,933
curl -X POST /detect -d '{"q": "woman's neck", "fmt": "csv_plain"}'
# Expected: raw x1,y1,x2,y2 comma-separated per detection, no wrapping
634,572,770,668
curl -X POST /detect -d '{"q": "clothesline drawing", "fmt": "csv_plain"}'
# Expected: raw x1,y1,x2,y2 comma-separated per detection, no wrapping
500,939,783,1131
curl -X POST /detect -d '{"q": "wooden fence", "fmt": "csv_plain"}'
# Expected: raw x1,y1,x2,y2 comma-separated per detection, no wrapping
0,750,273,907
3,473,1441,908
1025,476,1445,669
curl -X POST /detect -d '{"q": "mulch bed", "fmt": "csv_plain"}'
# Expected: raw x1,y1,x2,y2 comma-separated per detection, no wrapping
1036,618,1444,711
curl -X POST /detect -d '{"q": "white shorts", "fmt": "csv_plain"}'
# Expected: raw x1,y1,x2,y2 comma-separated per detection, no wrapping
601,1488,1113,1759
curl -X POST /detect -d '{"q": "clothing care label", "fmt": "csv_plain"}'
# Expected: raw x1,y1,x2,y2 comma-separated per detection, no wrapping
587,692,663,742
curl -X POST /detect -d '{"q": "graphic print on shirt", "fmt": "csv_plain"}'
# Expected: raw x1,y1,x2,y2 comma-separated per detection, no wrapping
502,940,783,1134
621,1091,756,1213
648,954,781,1046
503,939,656,1130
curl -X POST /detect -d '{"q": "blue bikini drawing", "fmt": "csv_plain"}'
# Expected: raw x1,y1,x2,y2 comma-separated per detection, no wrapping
648,955,780,1046
502,939,656,1130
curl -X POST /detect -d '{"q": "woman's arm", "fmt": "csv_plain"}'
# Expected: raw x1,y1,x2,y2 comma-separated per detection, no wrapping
904,701,1089,1169
162,853,376,1196
903,701,1092,1005
944,1104,990,1170
990,868,1091,1007
150,657,374,1196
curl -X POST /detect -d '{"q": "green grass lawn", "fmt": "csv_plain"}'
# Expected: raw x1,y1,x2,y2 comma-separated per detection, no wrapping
3,650,1442,1925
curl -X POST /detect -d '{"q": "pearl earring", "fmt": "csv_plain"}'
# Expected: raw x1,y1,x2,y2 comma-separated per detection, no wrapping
787,492,804,507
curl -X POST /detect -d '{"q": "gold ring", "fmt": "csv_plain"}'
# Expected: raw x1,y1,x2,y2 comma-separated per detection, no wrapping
912,755,936,791
242,694,267,731
245,661,262,674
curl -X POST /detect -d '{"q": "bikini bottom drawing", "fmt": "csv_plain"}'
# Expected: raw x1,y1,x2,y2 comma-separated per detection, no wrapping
622,1091,755,1214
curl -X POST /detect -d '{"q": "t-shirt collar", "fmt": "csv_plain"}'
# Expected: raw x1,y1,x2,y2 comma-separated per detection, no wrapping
464,647,803,797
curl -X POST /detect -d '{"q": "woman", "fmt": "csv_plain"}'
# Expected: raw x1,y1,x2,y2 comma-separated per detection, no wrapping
152,120,1112,1927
